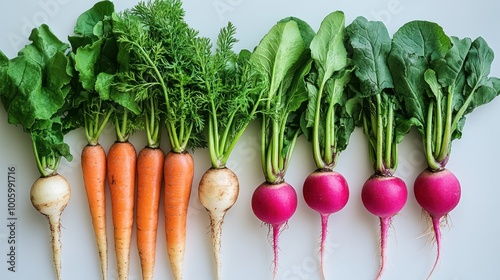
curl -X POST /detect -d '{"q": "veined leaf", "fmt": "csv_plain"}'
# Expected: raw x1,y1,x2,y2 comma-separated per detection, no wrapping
310,11,347,83
346,16,393,97
251,20,308,100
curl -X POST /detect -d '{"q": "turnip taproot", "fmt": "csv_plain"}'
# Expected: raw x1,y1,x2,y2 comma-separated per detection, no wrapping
250,16,313,279
301,11,354,279
199,167,239,279
388,20,500,278
347,17,413,279
30,174,71,280
0,24,76,279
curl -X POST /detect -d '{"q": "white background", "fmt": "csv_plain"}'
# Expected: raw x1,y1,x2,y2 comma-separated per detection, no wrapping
1,0,500,280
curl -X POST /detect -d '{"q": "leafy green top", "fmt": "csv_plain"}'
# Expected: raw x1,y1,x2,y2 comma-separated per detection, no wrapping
194,23,264,168
346,17,413,176
113,0,205,152
302,11,356,171
251,17,314,183
67,0,124,145
0,25,74,177
388,20,500,170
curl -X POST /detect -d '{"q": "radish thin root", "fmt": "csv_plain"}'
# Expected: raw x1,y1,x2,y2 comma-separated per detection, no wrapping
427,216,442,280
271,224,281,280
319,214,330,280
376,217,390,280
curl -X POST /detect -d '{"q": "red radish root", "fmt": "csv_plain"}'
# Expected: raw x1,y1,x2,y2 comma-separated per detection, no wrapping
414,168,461,279
30,174,71,280
252,181,297,279
361,175,407,280
303,170,349,279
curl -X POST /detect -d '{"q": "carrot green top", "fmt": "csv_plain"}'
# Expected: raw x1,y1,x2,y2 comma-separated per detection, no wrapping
193,23,264,168
112,0,205,152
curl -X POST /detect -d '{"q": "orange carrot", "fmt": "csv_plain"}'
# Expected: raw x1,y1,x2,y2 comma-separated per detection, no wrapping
163,150,194,280
107,141,136,280
81,144,108,280
136,146,164,280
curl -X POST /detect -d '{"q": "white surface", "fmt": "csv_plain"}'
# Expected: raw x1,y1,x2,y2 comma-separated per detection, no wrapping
1,1,500,280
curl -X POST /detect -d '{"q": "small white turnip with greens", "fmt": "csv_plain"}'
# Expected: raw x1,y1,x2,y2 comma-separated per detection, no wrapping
388,20,500,279
346,16,412,279
250,16,314,279
192,22,264,279
301,11,355,279
0,24,76,280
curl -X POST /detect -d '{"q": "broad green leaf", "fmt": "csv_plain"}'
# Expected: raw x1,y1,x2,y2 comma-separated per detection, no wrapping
465,37,494,90
346,16,393,96
73,0,115,37
251,20,308,99
390,20,451,62
310,11,347,85
74,38,104,91
433,36,472,88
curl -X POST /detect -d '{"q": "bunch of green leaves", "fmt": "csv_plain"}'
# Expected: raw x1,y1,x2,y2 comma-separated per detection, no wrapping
346,17,413,176
113,0,206,152
388,20,500,170
302,11,356,171
251,17,314,183
69,0,140,144
0,24,74,177
193,22,264,168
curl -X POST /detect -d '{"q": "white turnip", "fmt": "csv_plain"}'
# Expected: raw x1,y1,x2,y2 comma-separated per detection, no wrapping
30,174,71,280
199,167,239,279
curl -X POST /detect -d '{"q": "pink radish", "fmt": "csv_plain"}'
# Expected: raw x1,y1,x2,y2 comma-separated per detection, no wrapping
387,20,500,278
414,168,461,279
361,175,407,280
250,15,313,279
251,181,298,278
302,170,349,278
346,16,415,279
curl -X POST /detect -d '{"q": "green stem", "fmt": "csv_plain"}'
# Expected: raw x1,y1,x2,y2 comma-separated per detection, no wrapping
281,129,300,178
115,109,129,142
324,97,335,166
425,101,441,170
261,114,268,179
434,93,443,159
208,115,219,168
438,88,454,162
220,91,265,166
312,81,326,169
375,94,384,173
218,109,238,160
362,112,376,168
384,101,394,172
271,116,280,177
